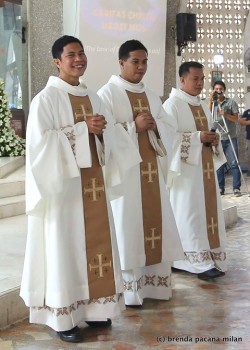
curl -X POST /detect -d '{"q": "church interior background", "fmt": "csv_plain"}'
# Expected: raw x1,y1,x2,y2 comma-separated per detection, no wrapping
182,0,250,168
1,0,250,164
184,0,249,113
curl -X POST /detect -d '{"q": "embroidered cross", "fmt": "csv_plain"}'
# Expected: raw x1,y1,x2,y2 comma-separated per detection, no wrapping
141,162,157,183
182,133,191,143
69,304,76,312
145,228,161,249
124,280,133,291
157,276,169,287
88,298,101,304
136,277,143,290
77,300,85,308
56,307,69,316
145,275,155,286
89,254,112,278
211,252,223,261
133,99,149,114
204,162,213,180
208,217,218,235
75,104,92,120
103,296,116,304
84,178,104,201
195,110,206,126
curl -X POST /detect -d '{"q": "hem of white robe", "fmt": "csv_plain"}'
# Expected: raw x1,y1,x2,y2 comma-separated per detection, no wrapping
29,293,125,332
123,262,172,306
172,248,227,274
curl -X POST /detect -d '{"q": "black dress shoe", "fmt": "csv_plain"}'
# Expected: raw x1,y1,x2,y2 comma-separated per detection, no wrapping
197,268,225,281
85,318,112,327
125,304,143,308
171,267,184,272
57,326,83,343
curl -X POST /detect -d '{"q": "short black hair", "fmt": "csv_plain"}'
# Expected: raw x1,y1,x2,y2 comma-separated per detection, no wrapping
118,39,148,60
179,61,204,77
51,35,83,59
213,80,226,91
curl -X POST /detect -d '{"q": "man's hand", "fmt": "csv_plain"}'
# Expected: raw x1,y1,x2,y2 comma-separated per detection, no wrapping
209,90,217,102
211,133,219,147
135,112,157,133
208,90,218,109
85,114,107,135
219,108,238,123
200,131,218,145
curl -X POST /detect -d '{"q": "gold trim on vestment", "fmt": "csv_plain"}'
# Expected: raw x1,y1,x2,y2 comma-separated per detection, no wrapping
126,91,163,265
68,94,116,299
189,104,220,249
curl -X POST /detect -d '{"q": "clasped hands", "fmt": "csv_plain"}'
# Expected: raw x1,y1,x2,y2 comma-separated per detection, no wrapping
135,112,157,133
200,131,219,146
85,114,107,135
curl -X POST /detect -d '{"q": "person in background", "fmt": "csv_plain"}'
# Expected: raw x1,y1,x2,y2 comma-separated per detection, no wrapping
20,35,138,343
98,39,183,306
239,107,250,176
163,61,227,281
208,80,241,196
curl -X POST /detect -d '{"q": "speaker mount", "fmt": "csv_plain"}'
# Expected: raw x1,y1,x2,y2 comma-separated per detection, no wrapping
176,13,197,56
177,42,188,56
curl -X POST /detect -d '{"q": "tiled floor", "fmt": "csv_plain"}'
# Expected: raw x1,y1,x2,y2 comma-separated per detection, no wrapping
0,214,27,294
0,175,250,349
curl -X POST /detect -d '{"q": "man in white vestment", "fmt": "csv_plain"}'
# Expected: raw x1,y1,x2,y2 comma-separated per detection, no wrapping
98,39,183,306
20,35,140,343
162,61,227,280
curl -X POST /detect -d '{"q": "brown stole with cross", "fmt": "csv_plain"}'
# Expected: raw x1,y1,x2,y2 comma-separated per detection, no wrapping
126,91,162,266
68,94,116,299
189,104,220,249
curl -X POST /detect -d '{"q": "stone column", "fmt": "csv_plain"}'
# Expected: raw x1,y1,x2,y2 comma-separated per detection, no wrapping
27,0,63,100
163,0,180,101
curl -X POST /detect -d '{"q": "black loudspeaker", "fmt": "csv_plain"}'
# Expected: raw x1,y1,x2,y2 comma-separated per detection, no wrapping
176,13,197,45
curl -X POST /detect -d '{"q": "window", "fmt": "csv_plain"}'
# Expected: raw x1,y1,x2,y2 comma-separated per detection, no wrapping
0,0,23,109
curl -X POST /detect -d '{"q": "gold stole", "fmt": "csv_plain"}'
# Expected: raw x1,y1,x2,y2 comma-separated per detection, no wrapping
68,94,116,299
126,91,162,266
189,104,220,249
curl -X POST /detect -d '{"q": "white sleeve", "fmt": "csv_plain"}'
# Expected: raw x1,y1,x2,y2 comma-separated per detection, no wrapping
97,87,142,190
162,99,203,186
26,94,81,215
61,121,92,168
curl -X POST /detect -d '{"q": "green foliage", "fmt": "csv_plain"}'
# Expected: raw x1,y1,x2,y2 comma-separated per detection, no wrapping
0,79,25,157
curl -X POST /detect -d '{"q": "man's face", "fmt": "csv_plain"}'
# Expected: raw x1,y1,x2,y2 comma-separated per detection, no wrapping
54,42,87,85
180,67,204,96
119,50,148,84
213,84,225,100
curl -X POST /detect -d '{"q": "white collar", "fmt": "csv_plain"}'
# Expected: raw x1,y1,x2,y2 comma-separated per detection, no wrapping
170,88,202,106
46,76,88,96
108,75,146,93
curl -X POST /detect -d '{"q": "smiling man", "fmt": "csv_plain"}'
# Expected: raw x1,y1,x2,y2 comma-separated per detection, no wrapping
20,35,127,343
98,39,183,307
163,61,227,281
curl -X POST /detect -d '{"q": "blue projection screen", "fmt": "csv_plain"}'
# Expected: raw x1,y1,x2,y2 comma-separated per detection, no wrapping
77,0,167,96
